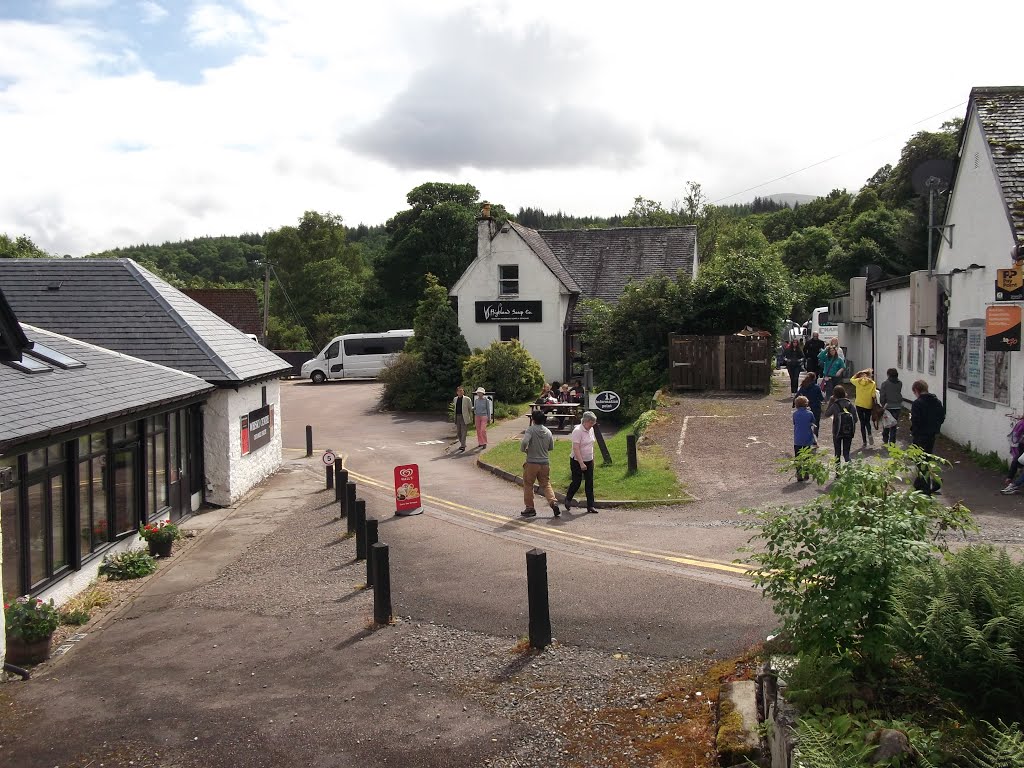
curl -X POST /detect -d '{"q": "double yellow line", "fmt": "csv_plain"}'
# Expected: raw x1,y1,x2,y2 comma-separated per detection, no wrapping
343,467,750,578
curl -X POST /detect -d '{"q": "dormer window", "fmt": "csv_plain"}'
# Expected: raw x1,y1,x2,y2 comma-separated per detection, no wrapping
498,265,519,297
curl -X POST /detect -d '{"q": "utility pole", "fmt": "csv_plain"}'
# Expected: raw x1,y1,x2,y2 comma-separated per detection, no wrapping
262,260,270,345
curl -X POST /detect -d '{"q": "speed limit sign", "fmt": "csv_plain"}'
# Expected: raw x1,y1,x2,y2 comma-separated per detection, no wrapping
322,450,337,466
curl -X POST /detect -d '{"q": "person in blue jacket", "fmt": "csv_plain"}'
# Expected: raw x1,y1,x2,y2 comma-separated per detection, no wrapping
795,371,824,430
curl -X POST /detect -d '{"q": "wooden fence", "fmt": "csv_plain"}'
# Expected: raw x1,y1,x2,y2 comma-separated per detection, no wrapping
668,334,772,393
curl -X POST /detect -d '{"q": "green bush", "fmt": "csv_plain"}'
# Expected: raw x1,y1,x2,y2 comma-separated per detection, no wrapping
461,340,545,403
4,596,60,642
742,446,974,673
379,352,431,410
60,608,91,626
889,545,1024,721
632,409,658,438
99,549,157,580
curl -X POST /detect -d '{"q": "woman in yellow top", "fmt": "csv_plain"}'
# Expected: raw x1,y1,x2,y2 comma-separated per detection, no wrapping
850,368,877,448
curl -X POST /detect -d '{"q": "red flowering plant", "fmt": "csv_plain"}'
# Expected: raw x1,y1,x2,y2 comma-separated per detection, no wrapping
138,519,181,545
4,596,60,643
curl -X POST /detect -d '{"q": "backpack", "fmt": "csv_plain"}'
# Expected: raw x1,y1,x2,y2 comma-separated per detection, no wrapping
837,401,856,438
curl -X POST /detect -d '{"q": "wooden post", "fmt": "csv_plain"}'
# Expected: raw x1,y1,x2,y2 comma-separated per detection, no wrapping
372,543,391,625
626,434,638,475
593,424,612,466
526,548,552,649
355,500,367,560
365,518,379,586
305,425,313,457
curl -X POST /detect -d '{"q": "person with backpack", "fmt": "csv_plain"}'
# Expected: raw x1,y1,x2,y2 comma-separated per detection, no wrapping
850,368,877,448
825,384,856,468
792,395,817,481
878,368,903,445
796,371,824,430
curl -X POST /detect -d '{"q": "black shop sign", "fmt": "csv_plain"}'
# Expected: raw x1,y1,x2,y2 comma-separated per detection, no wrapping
240,404,273,456
475,301,543,323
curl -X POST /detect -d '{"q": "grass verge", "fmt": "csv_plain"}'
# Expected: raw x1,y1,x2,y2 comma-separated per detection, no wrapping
482,420,685,502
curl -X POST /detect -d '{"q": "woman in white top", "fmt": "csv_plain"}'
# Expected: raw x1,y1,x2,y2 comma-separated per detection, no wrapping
564,411,598,514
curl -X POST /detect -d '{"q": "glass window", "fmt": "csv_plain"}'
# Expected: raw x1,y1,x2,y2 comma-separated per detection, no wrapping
91,456,107,546
79,459,92,558
146,435,156,518
344,339,364,356
168,412,179,484
499,265,519,296
500,325,520,342
26,448,45,473
51,475,66,572
326,341,340,358
27,482,46,587
155,430,167,511
1,456,21,598
113,448,136,535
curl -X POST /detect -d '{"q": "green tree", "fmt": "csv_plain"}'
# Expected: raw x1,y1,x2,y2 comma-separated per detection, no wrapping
778,226,836,275
622,196,678,227
403,274,470,406
461,340,545,403
0,234,50,258
791,273,843,322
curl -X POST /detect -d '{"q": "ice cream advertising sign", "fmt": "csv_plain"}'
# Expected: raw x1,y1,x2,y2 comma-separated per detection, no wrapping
393,464,423,515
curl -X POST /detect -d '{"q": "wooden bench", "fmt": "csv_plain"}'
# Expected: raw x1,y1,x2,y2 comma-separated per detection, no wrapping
528,404,581,431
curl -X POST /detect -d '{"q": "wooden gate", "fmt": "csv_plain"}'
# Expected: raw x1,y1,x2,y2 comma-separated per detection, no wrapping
669,334,771,393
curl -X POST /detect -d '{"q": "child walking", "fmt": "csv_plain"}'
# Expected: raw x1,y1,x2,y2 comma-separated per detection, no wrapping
793,395,817,481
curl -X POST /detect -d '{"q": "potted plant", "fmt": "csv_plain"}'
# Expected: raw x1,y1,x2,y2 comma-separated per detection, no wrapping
138,519,181,557
4,596,60,664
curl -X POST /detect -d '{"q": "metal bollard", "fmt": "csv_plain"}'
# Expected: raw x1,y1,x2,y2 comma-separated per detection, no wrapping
365,519,379,586
345,482,357,533
336,468,349,516
371,543,391,625
355,500,367,560
626,434,638,475
305,425,313,457
526,548,552,649
325,464,334,491
334,463,344,502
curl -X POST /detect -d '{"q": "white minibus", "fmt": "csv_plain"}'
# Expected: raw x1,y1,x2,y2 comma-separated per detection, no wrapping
807,306,838,343
300,329,413,383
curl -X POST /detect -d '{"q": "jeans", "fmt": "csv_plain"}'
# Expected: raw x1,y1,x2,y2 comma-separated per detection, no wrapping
566,458,595,510
882,409,900,444
833,434,852,466
823,377,835,401
856,406,873,443
523,462,557,509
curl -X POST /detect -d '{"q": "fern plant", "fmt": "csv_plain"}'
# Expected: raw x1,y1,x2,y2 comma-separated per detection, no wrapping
888,545,1024,722
961,721,1024,768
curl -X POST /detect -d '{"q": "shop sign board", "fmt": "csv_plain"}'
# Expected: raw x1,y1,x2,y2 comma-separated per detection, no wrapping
240,404,273,456
995,266,1024,301
986,305,1022,352
591,391,621,413
394,463,423,516
475,301,543,323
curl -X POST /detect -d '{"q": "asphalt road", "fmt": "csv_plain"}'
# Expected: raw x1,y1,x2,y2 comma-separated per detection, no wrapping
281,379,777,659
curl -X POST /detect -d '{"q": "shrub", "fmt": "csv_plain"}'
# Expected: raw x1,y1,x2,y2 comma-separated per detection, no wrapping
379,352,431,410
99,549,157,580
741,446,974,673
889,545,1024,721
60,609,91,625
138,519,180,544
4,596,60,642
632,409,659,438
461,340,545,403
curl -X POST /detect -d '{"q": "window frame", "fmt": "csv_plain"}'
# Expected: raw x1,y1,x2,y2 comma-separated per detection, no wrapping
499,325,520,342
498,265,520,297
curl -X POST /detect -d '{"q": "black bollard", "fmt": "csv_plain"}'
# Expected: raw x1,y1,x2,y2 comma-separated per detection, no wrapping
365,519,379,586
345,482,357,533
371,543,391,625
325,464,334,491
305,425,313,457
336,468,349,518
593,424,612,465
355,500,367,560
526,548,552,649
626,434,638,475
334,463,343,502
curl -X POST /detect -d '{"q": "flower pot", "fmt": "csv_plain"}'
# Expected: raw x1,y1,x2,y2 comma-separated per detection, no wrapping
148,539,173,558
5,634,52,665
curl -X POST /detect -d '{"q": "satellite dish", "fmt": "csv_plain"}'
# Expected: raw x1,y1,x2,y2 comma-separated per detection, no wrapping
863,263,884,284
911,159,954,195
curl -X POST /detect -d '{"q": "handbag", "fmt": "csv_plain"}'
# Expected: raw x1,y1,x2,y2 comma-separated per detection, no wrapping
882,410,898,429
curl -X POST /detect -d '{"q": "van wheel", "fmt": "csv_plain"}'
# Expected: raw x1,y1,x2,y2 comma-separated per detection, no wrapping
311,371,327,385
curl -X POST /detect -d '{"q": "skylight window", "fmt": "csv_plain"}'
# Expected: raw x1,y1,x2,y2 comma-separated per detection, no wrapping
25,342,85,369
5,355,52,374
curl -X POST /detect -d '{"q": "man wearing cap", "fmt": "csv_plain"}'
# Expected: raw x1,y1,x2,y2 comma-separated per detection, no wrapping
473,386,493,449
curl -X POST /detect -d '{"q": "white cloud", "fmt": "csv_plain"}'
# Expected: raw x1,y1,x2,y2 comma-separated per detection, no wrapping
138,1,168,25
186,3,255,47
51,0,114,9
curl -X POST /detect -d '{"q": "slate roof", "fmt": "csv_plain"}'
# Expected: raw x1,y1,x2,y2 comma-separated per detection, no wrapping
0,259,290,384
183,288,262,337
507,222,581,293
533,226,698,325
971,86,1024,241
1,324,213,452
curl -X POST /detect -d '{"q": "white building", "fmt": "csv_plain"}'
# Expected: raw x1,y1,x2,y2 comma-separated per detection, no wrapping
832,86,1024,459
452,206,698,382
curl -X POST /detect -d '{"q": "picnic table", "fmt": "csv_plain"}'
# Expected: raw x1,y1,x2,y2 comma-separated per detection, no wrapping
528,402,582,431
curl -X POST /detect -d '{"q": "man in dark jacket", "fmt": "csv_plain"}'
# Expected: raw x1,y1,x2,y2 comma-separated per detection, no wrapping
910,379,945,454
804,332,825,375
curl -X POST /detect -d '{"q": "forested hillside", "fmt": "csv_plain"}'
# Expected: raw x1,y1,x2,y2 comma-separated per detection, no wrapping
1,120,959,352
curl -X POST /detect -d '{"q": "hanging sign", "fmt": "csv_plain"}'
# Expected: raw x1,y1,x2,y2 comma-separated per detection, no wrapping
995,266,1024,301
590,391,621,413
986,305,1022,351
393,463,423,516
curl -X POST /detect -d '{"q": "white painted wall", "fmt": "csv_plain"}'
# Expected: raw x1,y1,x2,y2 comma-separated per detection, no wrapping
872,285,943,410
935,108,1020,459
203,379,283,506
835,322,872,379
454,221,570,381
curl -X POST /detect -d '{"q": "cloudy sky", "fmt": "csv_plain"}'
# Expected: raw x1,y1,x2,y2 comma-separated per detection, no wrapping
1,0,1021,255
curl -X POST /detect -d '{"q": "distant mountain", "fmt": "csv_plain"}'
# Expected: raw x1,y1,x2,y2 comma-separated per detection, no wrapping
764,193,819,207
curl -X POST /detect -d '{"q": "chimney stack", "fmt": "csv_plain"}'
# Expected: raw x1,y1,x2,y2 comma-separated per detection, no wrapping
480,201,491,219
